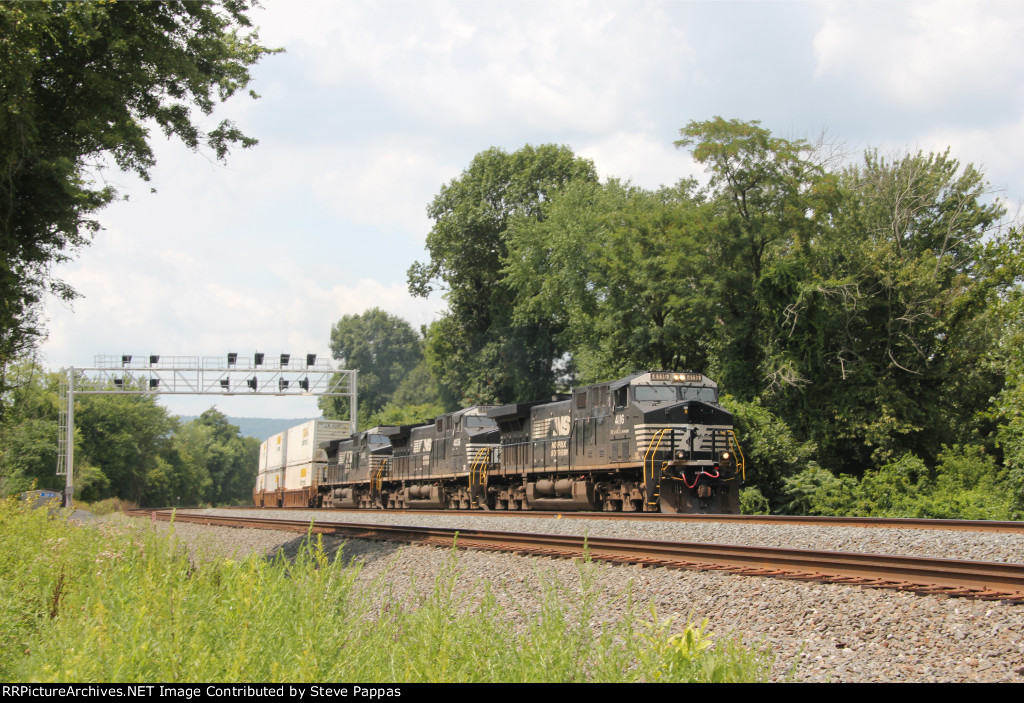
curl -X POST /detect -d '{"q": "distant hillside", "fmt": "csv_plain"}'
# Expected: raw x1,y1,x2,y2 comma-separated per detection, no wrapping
178,416,321,441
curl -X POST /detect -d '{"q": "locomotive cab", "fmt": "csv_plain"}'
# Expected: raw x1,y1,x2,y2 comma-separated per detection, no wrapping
623,372,744,513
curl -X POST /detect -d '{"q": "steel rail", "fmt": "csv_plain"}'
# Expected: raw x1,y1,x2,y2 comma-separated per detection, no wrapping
234,505,1024,533
133,510,1024,603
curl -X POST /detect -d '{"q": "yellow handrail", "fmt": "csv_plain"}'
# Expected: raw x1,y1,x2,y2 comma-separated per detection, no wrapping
643,428,671,507
371,458,389,493
469,447,492,508
724,430,746,481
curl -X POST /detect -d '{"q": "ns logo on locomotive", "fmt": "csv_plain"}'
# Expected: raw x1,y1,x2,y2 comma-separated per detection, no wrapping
254,371,746,514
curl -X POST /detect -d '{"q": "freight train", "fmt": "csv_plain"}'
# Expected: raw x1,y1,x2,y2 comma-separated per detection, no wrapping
253,371,746,514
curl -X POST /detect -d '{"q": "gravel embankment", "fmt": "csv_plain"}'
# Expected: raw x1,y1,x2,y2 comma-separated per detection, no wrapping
197,508,1024,563
146,510,1024,683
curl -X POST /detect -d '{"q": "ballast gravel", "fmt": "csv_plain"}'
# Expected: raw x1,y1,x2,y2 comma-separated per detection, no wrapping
148,509,1024,683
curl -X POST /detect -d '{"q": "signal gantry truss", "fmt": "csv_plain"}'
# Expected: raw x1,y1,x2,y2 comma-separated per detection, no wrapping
57,353,357,507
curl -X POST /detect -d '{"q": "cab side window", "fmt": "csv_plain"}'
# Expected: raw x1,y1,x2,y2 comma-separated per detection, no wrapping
614,387,628,408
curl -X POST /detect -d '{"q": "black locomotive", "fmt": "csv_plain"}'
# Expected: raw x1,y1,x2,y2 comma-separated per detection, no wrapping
258,371,746,514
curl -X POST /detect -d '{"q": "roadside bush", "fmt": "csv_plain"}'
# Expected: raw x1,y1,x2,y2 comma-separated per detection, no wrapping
739,487,770,515
779,446,1019,519
722,395,819,512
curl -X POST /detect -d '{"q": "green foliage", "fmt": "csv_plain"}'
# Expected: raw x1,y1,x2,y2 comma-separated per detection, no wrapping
636,608,772,682
780,465,848,516
74,497,137,516
761,149,1008,472
395,123,1023,522
409,144,598,405
0,503,775,682
506,178,715,383
0,360,62,494
319,308,428,425
739,487,770,515
783,446,1017,519
182,410,259,506
0,1,279,380
366,402,445,429
74,391,177,504
721,395,818,512
676,117,830,398
391,358,446,409
0,359,260,506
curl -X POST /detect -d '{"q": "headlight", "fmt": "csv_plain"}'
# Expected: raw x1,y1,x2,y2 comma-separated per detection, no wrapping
674,450,686,460
721,451,731,461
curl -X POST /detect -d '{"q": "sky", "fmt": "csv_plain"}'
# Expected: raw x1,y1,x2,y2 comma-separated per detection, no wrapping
38,0,1024,419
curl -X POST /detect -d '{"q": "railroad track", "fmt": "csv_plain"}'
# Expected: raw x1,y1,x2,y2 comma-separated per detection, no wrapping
230,505,1024,533
130,509,1024,603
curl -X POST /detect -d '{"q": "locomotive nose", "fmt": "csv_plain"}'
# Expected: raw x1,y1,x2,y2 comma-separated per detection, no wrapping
642,400,732,425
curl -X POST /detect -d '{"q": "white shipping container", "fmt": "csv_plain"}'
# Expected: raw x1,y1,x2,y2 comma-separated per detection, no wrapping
285,420,350,467
266,432,288,471
258,441,268,473
265,468,285,492
284,461,313,490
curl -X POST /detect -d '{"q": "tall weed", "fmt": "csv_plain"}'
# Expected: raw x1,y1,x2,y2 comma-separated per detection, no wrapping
0,499,774,682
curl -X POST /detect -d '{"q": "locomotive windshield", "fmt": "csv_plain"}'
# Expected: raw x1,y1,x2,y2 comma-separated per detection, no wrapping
633,385,718,403
634,386,678,402
464,415,497,429
680,386,717,402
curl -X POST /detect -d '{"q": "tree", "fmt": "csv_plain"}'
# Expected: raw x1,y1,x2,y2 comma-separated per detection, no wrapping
408,144,598,404
675,117,829,399
768,149,1008,471
319,308,425,424
0,1,278,386
155,409,258,507
75,390,177,504
0,359,61,495
505,178,715,383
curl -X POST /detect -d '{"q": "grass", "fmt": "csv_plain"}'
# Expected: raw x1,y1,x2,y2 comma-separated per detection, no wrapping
0,497,775,682
73,498,139,516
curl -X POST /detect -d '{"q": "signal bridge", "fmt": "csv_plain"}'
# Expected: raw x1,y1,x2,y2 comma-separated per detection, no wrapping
57,353,357,507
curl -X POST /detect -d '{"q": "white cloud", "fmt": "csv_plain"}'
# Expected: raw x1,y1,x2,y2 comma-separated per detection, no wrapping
309,146,445,233
44,257,444,369
255,0,694,136
813,1,1024,112
912,113,1024,217
580,132,703,190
